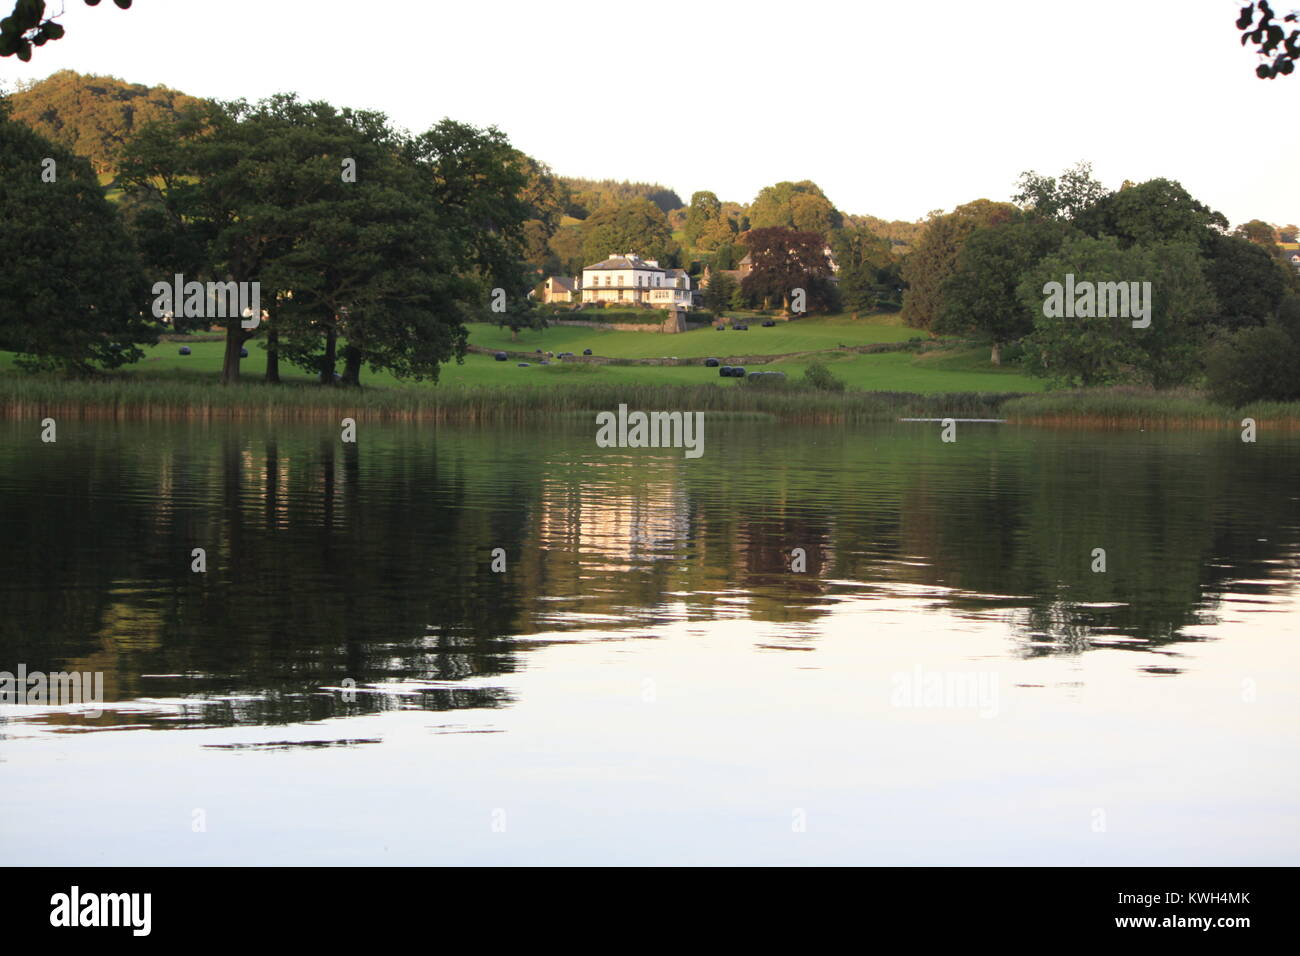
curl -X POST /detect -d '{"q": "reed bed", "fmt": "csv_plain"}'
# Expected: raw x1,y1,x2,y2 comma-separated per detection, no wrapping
1001,387,1300,430
0,375,1021,425
4,376,1296,429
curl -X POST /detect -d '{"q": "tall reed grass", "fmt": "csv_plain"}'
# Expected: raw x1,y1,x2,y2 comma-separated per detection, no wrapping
4,377,1297,428
1002,387,1300,429
0,375,1021,424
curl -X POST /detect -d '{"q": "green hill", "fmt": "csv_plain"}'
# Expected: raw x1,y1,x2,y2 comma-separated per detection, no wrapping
561,178,683,217
9,70,205,179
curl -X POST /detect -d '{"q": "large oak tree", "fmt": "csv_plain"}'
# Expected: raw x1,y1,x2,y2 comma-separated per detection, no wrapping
0,99,155,372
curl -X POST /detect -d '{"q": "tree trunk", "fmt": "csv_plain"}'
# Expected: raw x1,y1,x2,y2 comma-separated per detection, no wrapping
990,342,1002,366
320,324,337,385
265,325,280,383
341,343,363,387
221,323,243,384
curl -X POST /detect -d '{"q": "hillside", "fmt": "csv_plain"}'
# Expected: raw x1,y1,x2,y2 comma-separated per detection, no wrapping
560,177,683,217
9,70,205,179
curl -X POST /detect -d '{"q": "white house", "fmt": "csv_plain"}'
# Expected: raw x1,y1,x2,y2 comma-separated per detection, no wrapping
581,253,692,309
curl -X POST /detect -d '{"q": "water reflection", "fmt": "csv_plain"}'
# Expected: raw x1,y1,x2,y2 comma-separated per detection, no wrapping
0,419,1296,735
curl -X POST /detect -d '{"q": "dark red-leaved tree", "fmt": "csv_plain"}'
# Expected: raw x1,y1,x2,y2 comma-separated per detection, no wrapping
739,227,837,313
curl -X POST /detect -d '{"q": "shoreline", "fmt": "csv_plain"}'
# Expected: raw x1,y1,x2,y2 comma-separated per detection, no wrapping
0,376,1296,429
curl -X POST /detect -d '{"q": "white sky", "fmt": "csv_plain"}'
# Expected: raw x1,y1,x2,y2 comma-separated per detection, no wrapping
2,0,1296,228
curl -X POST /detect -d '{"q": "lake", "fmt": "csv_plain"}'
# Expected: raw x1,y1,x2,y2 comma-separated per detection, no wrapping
1,416,1297,865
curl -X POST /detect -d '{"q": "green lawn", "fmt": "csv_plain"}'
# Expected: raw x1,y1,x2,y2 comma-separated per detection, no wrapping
2,340,1042,395
760,349,1045,394
0,314,1045,395
466,318,1042,392
469,314,919,359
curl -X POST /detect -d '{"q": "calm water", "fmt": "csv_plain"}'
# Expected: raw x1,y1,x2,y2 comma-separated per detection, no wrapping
1,417,1297,865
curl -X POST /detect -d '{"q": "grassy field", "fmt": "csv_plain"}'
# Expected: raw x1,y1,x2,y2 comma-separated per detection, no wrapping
765,348,1045,394
473,315,920,359
8,314,1296,426
0,314,1044,394
0,338,1044,394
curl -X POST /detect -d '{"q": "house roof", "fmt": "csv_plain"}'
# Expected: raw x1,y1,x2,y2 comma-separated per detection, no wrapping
584,255,665,272
548,276,576,291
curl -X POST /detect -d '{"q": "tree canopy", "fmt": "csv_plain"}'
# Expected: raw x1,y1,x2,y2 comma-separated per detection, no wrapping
937,220,1072,363
9,70,202,178
119,95,534,386
0,98,155,371
578,198,676,267
1013,161,1107,222
1017,236,1216,388
1203,233,1292,330
900,199,1021,331
831,225,896,318
748,181,843,238
561,178,681,218
684,190,740,252
1074,178,1228,249
740,226,838,313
